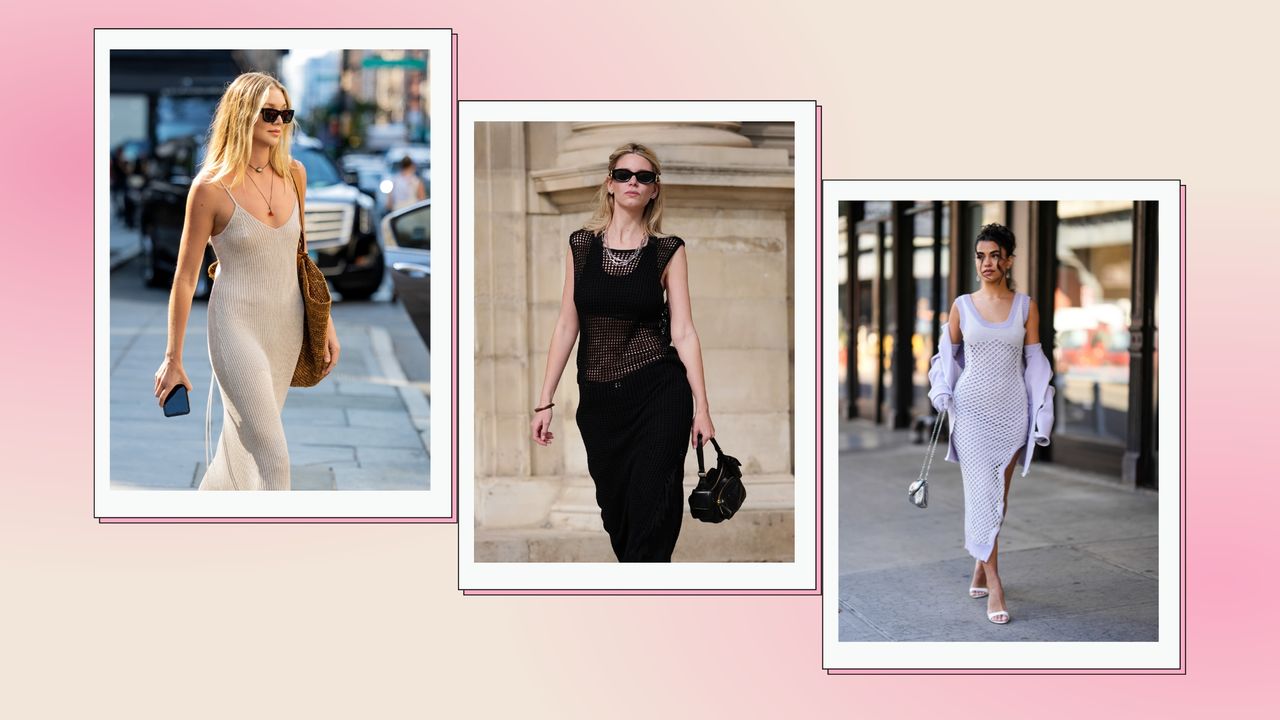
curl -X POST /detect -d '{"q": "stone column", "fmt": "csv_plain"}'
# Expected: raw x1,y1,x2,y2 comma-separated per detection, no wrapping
473,122,562,531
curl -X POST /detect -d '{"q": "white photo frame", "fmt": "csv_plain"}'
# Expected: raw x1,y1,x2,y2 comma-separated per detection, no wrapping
94,28,454,518
458,101,818,591
821,179,1183,670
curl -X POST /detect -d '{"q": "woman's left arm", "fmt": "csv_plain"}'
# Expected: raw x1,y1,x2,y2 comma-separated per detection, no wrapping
665,245,713,448
1024,297,1041,346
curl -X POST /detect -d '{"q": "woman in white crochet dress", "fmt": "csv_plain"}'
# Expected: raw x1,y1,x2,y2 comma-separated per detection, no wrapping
931,223,1050,625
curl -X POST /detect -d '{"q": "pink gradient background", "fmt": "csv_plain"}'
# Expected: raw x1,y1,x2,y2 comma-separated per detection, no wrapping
1,2,1268,716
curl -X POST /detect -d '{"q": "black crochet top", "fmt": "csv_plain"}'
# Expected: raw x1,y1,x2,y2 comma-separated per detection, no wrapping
570,229,686,383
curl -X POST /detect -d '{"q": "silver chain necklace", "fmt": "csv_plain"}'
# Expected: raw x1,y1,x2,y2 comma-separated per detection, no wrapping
602,227,647,272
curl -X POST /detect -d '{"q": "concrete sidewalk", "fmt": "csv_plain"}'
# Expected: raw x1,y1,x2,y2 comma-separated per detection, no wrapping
837,420,1158,642
109,265,430,491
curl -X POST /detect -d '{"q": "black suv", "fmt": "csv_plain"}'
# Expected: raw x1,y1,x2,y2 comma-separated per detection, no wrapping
139,136,384,299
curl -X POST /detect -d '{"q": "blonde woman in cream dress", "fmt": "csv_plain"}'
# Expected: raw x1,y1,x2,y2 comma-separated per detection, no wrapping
153,72,340,490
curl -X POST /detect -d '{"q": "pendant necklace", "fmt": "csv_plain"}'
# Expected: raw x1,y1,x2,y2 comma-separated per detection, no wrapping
246,170,276,217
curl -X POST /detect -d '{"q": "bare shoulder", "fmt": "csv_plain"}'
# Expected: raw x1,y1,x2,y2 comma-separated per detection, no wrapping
290,157,307,178
188,172,226,205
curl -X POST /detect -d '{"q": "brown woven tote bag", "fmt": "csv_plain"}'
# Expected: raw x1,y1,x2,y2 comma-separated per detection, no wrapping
286,164,332,387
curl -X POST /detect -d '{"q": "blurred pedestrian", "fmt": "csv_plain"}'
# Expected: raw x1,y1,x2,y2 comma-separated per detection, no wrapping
154,71,340,491
386,155,426,212
110,147,126,218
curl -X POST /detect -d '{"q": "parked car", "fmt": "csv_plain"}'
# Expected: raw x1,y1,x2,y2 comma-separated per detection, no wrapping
384,144,430,170
339,151,389,199
381,198,431,348
291,141,384,299
139,135,385,300
137,137,215,296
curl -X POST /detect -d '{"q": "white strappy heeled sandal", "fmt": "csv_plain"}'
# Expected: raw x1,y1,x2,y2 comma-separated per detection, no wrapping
969,586,989,599
987,608,1010,624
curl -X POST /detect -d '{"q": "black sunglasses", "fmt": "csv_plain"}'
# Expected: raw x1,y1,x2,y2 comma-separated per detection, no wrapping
610,168,658,184
259,108,295,124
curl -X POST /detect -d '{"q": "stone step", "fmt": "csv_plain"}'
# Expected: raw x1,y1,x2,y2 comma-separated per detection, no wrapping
475,507,794,563
546,474,794,532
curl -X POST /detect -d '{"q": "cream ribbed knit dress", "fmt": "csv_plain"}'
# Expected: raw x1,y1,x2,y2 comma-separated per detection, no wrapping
198,179,304,490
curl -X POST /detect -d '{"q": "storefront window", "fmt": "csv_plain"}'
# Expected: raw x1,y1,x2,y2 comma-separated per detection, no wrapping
837,210,850,407
939,203,951,322
855,228,877,411
864,201,892,219
1053,201,1134,444
911,208,935,413
880,221,894,416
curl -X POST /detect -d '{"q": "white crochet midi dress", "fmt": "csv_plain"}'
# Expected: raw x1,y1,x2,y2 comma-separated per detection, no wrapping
951,293,1028,562
198,180,304,490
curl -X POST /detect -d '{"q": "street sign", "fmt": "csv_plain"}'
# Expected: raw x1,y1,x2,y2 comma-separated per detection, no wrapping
360,56,427,71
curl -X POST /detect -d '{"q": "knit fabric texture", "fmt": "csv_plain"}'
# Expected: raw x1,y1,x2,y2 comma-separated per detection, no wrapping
951,293,1029,562
570,229,685,383
568,229,692,561
199,180,304,490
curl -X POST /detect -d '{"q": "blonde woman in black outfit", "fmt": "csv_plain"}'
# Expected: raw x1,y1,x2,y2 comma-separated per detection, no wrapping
530,143,714,562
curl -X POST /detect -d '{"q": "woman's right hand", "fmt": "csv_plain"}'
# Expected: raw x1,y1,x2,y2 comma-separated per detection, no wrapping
154,358,194,407
531,408,555,446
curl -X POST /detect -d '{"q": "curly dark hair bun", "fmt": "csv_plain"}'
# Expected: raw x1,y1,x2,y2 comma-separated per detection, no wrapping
975,223,1016,255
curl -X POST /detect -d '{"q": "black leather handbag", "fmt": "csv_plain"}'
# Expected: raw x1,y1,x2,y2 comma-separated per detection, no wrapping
688,436,746,523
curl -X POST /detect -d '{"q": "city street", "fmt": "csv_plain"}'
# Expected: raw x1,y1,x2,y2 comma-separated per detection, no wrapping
109,250,430,491
837,419,1158,642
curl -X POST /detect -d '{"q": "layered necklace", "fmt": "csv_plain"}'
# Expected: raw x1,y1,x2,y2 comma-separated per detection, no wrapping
246,167,277,217
601,224,647,274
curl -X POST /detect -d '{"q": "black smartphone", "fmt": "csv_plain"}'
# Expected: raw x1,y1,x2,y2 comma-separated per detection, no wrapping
163,385,191,417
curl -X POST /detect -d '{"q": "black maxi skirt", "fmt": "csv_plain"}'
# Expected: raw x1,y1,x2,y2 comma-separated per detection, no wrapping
576,355,693,562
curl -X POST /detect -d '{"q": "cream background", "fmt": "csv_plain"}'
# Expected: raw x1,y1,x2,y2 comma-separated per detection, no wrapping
3,1,1270,716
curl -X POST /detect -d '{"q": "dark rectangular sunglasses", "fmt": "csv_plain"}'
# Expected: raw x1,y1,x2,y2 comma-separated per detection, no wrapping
610,169,658,184
260,108,295,124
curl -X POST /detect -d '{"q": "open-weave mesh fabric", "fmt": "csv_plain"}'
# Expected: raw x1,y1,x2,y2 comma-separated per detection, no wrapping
570,229,685,383
951,293,1029,561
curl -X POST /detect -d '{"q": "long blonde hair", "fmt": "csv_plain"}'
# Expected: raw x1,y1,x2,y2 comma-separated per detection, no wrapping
582,143,667,237
202,72,294,188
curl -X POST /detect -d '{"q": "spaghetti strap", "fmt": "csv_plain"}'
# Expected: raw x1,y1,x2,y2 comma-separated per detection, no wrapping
217,182,240,207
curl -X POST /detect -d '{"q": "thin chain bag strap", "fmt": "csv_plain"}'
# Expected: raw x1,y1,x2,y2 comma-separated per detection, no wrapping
908,410,947,509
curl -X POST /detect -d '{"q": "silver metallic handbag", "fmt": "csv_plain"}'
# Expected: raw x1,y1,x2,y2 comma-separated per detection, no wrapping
909,411,947,509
